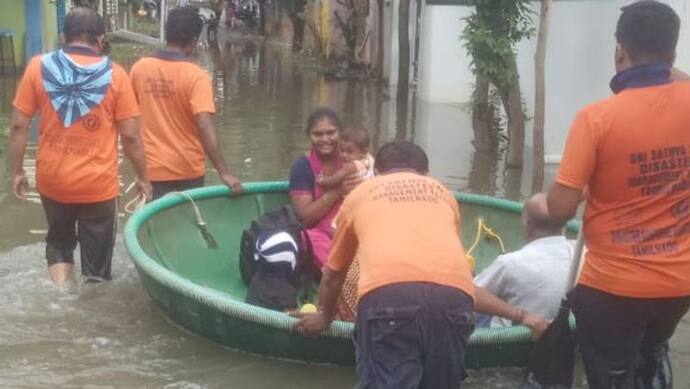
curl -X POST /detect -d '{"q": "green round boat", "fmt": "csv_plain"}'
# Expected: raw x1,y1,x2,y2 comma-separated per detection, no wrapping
124,181,579,369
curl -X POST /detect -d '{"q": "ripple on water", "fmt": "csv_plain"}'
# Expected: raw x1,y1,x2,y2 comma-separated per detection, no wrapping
0,238,589,388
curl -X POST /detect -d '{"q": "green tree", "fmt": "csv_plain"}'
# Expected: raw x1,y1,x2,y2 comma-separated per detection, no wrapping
462,0,534,167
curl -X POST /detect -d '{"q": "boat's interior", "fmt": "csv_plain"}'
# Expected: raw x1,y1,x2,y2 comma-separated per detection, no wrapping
137,192,551,301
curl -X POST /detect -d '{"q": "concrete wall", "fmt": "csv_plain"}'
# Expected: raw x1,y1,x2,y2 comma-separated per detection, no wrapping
386,0,418,90
0,0,59,68
0,1,26,67
43,0,59,52
415,0,690,160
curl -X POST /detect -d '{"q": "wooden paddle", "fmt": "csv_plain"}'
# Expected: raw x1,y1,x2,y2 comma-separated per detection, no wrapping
521,227,585,389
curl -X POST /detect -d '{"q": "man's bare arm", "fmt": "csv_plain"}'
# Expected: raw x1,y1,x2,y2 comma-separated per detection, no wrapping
474,286,548,339
9,110,32,199
118,117,152,200
195,112,243,194
293,266,347,335
546,183,583,222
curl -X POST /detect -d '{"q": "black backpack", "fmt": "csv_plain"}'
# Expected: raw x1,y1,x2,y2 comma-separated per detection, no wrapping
238,205,321,286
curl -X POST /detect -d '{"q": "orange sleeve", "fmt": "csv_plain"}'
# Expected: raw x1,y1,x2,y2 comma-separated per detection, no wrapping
325,198,358,272
556,109,598,190
128,62,141,102
113,65,140,121
189,71,216,115
12,57,40,116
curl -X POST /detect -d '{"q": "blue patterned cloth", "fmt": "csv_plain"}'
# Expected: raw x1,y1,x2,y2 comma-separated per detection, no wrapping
41,49,112,128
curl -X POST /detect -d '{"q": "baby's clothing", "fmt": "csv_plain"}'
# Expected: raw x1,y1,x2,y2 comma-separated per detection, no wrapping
353,153,375,179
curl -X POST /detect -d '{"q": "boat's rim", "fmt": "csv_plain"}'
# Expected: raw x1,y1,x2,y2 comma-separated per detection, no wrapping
124,181,580,345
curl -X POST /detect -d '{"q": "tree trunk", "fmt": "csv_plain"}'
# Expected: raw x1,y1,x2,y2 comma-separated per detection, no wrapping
376,0,385,79
290,13,305,53
334,10,356,62
305,18,324,57
472,73,492,152
258,0,267,35
354,0,369,62
531,0,551,194
395,0,411,138
468,150,497,197
501,52,525,168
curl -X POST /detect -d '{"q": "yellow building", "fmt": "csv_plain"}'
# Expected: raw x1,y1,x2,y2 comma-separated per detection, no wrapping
0,0,60,70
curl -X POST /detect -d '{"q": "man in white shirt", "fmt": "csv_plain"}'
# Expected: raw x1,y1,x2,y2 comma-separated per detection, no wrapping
475,193,572,327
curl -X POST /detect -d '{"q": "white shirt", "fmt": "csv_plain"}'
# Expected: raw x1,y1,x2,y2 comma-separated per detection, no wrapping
474,235,573,327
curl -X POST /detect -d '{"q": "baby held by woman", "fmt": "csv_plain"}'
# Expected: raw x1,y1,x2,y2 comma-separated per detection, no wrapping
317,127,374,189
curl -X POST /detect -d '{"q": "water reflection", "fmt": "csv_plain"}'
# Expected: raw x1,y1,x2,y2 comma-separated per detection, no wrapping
2,34,690,388
0,37,530,387
0,36,528,250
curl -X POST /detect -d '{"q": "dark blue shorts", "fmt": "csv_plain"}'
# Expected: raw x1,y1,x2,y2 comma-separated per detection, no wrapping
354,282,475,389
151,175,205,200
40,195,118,281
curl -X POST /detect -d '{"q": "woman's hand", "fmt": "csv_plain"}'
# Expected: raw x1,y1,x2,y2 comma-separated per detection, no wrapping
338,172,363,197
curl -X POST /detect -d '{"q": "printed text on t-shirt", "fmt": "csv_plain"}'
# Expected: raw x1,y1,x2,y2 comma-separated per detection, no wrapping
370,178,447,203
143,77,176,99
628,145,690,197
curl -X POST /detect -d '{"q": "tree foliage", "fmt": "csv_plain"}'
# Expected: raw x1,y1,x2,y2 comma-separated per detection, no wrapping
462,0,535,167
462,0,534,89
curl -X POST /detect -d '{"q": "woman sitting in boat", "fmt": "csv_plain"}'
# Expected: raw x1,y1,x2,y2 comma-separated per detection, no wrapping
289,107,361,267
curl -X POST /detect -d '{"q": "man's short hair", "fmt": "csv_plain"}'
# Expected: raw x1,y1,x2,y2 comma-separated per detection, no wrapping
523,208,567,234
616,0,680,64
63,7,105,45
340,127,370,150
374,141,429,174
166,6,203,46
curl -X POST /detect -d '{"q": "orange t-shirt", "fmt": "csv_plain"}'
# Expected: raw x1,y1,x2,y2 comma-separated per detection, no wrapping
129,56,216,181
13,53,139,203
557,82,690,298
327,172,475,301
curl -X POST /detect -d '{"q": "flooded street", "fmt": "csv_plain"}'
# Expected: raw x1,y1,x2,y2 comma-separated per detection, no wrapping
1,35,689,388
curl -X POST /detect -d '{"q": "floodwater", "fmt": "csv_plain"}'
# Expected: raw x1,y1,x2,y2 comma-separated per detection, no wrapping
1,35,689,388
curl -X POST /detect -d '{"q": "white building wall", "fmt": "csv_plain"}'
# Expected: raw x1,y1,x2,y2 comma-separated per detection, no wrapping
416,0,690,161
386,0,419,89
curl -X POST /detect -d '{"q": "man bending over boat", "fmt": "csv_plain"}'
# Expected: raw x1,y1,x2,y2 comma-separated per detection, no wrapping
474,193,572,328
537,1,690,386
130,6,243,200
294,141,547,389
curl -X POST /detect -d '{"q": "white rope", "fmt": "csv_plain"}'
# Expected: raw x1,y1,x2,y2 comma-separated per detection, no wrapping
163,191,218,248
163,191,205,226
124,181,147,214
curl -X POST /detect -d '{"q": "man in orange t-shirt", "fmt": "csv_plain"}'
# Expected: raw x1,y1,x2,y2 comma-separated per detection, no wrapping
295,141,547,389
541,1,690,386
9,8,151,285
129,5,242,200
